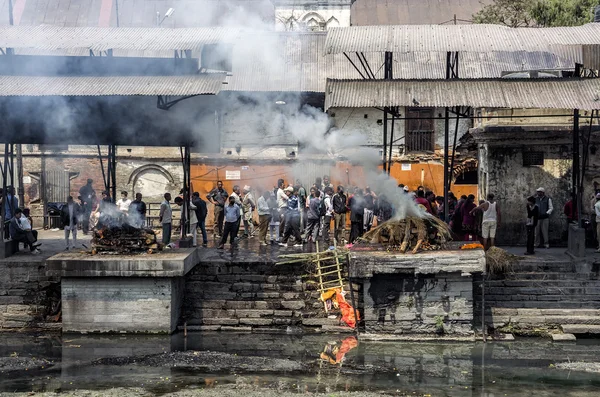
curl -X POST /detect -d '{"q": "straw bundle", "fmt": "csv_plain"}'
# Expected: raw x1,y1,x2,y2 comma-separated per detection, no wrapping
485,246,519,275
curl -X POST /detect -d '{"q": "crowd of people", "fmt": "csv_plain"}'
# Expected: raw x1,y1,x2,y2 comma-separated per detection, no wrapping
1,174,590,256
203,176,504,250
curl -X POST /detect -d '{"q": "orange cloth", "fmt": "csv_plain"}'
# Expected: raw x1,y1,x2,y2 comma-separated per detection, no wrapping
335,289,360,328
335,336,358,362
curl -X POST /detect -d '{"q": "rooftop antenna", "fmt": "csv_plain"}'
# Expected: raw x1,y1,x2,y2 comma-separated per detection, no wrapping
158,8,175,26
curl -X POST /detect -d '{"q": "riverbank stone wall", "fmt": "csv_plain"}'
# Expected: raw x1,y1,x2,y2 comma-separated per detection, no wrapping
349,249,485,336
182,260,351,333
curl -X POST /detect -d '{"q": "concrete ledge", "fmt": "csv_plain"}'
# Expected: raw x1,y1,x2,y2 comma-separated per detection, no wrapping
562,324,600,334
358,333,477,342
551,333,576,342
46,248,200,277
349,249,485,278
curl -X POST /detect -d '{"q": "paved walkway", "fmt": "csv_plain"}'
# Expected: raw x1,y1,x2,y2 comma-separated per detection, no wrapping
502,245,600,262
4,228,600,264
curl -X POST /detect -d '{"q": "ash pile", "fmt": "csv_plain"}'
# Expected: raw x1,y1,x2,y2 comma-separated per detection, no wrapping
91,224,161,254
357,216,451,254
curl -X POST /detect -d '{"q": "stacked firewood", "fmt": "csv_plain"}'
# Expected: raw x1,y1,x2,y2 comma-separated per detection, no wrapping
358,216,451,254
91,225,161,254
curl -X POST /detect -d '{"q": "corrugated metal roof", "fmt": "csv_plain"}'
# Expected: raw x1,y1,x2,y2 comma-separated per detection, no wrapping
0,74,226,96
0,25,242,52
221,32,575,92
325,78,600,110
324,24,600,55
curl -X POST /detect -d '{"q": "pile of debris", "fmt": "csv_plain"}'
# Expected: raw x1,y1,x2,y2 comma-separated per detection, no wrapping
358,216,451,253
91,225,161,254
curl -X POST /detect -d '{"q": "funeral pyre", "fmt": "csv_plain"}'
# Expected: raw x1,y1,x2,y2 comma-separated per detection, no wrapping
357,216,452,253
91,225,161,254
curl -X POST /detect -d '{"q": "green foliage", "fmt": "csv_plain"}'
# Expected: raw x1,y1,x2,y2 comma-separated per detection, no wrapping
531,0,600,27
406,295,414,310
473,0,600,27
472,0,534,27
434,315,445,334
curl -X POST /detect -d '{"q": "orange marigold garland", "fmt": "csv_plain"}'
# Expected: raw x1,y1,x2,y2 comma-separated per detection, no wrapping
460,243,484,250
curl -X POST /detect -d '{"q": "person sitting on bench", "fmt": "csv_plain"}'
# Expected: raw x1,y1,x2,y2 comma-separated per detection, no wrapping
9,208,41,254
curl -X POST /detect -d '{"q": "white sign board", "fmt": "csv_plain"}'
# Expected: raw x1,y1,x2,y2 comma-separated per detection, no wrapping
23,176,32,184
241,166,249,170
401,163,412,171
225,170,241,180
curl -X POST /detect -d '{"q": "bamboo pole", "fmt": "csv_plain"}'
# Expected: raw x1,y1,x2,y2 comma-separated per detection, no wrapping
334,240,345,290
315,241,328,312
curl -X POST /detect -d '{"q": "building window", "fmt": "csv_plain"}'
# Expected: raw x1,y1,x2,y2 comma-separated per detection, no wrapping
523,151,544,166
406,108,435,152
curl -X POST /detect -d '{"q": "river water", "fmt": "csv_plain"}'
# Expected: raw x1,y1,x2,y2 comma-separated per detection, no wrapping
1,332,600,396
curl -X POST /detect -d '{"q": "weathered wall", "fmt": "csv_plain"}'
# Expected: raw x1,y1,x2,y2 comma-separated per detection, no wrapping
182,261,353,332
477,134,575,246
363,273,474,335
20,146,185,224
330,107,470,151
62,277,183,333
0,258,59,330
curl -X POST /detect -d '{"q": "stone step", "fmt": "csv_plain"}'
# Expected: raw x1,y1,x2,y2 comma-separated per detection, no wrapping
561,324,600,334
480,286,600,296
490,308,600,317
506,272,600,281
476,301,592,309
485,315,600,327
511,262,577,272
484,280,600,288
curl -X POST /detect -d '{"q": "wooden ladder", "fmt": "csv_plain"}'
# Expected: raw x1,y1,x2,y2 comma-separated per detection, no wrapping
315,241,345,313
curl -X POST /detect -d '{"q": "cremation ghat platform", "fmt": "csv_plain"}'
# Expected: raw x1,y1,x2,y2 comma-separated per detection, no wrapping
46,249,201,334
349,249,485,337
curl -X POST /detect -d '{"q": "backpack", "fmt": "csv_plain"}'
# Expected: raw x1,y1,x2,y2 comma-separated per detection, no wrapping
318,197,327,217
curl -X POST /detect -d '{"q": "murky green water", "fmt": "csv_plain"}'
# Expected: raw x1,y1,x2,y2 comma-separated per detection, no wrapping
1,332,600,396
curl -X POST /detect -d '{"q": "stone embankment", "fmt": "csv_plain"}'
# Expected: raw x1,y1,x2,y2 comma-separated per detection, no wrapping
182,259,355,333
476,255,600,335
0,256,60,330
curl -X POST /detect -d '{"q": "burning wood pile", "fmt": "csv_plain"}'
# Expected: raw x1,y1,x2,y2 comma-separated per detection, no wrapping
357,216,452,253
91,225,161,254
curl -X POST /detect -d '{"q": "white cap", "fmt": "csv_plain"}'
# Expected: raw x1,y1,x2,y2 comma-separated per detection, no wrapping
243,185,251,192
536,187,545,193
284,186,294,192
403,186,410,192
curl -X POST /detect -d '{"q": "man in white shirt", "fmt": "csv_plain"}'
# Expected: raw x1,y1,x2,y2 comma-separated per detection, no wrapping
159,193,172,245
322,186,334,244
276,179,288,239
116,191,132,214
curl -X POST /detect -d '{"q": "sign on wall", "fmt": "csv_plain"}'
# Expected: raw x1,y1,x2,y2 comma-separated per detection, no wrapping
401,163,412,171
225,170,241,180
